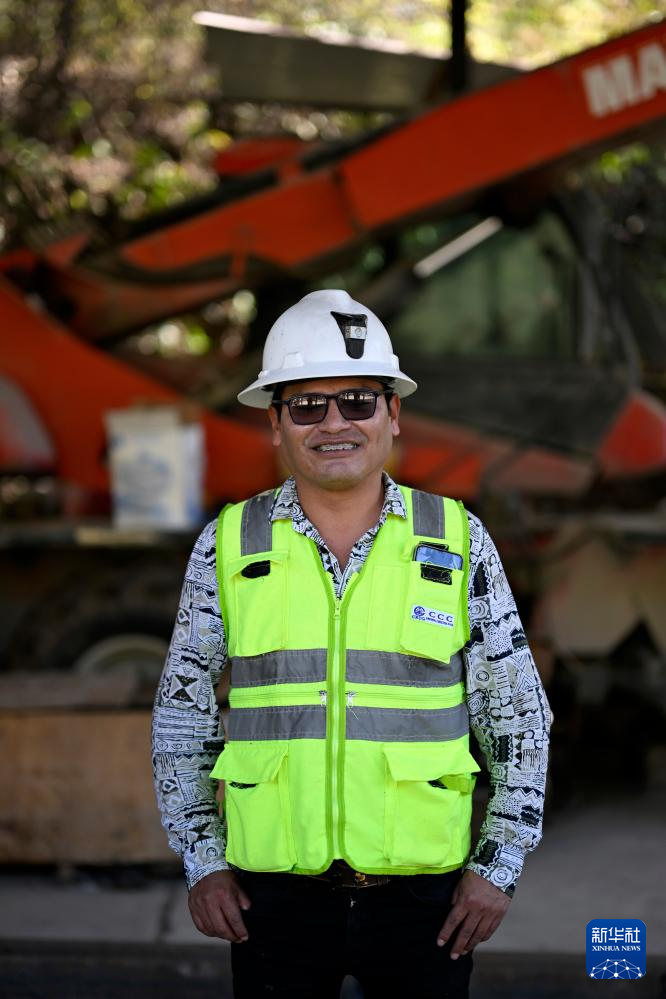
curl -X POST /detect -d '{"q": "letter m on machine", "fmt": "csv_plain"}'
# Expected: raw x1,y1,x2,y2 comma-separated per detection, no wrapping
582,35,666,117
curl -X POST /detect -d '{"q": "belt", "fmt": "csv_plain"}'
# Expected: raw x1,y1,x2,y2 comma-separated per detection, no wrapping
308,860,393,889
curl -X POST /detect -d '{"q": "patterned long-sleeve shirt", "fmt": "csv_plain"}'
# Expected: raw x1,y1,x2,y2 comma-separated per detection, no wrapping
152,474,550,896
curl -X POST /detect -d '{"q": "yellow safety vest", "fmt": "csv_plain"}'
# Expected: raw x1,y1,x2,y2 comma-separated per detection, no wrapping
211,484,479,876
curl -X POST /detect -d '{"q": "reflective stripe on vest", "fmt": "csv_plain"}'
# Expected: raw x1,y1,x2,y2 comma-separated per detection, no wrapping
412,489,445,538
227,699,469,743
230,648,464,688
212,484,479,877
240,490,274,555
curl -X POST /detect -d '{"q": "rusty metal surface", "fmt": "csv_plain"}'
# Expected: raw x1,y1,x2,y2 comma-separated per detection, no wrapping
0,520,196,549
196,11,517,111
534,533,666,657
0,711,173,864
0,672,138,710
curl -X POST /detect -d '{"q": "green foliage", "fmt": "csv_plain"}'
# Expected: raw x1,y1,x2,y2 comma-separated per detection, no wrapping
0,0,218,245
468,0,665,67
584,140,666,319
234,0,447,49
0,0,663,249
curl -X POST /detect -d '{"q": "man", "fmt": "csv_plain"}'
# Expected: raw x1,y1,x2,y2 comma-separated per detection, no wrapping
152,289,550,998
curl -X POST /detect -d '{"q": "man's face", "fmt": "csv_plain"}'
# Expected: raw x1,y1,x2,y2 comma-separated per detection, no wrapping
267,376,401,491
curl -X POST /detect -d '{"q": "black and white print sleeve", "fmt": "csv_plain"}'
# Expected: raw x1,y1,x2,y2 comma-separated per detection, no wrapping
151,519,230,890
463,513,551,897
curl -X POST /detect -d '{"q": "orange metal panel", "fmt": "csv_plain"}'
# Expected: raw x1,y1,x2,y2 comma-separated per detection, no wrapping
110,20,666,280
214,137,306,175
123,172,357,272
25,22,666,341
0,279,275,501
48,265,238,340
398,413,593,499
0,248,37,274
341,21,666,228
598,390,666,478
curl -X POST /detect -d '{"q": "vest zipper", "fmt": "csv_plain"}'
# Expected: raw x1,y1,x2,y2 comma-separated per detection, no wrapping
309,538,363,865
332,576,359,858
330,599,342,856
348,686,464,709
229,685,326,707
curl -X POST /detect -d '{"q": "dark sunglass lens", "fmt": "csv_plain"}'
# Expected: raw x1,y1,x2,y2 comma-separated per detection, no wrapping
338,390,377,421
288,394,328,424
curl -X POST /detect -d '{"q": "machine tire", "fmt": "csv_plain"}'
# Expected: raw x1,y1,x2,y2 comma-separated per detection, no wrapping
7,559,183,707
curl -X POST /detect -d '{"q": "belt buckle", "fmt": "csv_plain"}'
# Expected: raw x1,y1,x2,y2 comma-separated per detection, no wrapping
323,861,388,889
331,861,361,888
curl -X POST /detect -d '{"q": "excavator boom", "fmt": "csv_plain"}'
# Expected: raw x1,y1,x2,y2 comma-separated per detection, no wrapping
4,20,665,342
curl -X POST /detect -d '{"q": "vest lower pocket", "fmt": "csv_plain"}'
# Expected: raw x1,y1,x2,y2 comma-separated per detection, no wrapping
382,744,476,869
211,742,295,872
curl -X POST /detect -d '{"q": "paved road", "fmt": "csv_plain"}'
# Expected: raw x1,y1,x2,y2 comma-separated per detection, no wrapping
2,787,665,997
3,792,665,952
2,942,665,999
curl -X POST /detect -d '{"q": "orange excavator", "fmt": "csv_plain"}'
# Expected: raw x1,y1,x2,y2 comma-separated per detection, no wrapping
1,18,665,768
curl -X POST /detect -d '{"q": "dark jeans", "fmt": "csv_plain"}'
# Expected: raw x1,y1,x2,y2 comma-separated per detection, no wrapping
231,869,473,999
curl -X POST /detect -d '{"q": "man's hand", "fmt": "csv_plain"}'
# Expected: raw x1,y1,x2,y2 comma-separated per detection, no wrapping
436,870,510,959
188,870,251,943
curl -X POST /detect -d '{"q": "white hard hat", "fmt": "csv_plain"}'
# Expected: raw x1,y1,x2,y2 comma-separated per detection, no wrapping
237,289,417,408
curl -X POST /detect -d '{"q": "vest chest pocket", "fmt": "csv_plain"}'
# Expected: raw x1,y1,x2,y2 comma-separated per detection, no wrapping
211,742,295,872
227,551,289,657
382,744,478,869
400,560,465,664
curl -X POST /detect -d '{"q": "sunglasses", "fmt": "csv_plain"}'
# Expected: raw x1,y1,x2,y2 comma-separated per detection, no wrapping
274,388,391,426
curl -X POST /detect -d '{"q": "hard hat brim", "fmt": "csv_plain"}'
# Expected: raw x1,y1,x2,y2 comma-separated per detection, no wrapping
238,362,418,408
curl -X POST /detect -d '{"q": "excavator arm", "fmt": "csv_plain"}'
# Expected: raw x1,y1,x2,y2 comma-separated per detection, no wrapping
1,18,666,506
3,19,665,342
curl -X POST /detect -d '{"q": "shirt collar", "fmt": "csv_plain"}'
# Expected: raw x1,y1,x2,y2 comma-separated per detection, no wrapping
270,472,407,526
